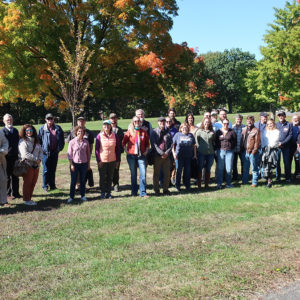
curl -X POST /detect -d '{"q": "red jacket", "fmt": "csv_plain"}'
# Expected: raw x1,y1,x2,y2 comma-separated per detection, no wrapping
122,129,149,155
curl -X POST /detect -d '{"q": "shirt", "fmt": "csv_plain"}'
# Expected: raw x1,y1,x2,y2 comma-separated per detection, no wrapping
214,121,233,131
49,126,58,151
68,138,90,164
232,124,245,153
173,132,195,159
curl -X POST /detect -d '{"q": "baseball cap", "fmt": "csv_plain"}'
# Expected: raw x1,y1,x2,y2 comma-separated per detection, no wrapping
158,117,166,122
109,113,117,119
103,120,112,125
45,113,54,119
260,112,268,117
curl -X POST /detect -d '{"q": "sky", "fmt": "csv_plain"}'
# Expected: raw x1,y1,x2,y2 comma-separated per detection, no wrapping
169,0,288,60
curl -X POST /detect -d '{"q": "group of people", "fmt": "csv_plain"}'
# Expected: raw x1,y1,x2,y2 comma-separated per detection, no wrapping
0,108,299,207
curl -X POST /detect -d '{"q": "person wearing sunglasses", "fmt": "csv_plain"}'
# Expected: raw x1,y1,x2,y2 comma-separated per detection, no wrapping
122,116,150,197
215,118,237,189
38,113,65,192
19,125,43,205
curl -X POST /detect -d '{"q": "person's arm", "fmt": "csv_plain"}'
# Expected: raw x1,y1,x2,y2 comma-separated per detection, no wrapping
252,129,260,155
0,133,8,156
231,130,237,150
164,133,173,156
58,126,65,151
143,131,150,155
150,131,164,156
115,134,121,164
122,131,129,153
95,134,101,165
280,123,292,146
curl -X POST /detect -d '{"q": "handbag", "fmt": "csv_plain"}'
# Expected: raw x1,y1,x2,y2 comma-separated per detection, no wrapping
146,148,155,166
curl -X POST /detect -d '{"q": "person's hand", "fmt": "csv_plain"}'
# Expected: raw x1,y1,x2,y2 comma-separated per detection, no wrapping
115,162,120,169
193,155,197,160
278,142,282,148
162,153,168,159
88,162,91,170
173,153,177,160
70,165,75,172
98,162,103,168
37,159,41,165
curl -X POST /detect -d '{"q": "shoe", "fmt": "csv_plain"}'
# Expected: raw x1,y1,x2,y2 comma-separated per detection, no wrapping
43,187,48,193
175,187,181,192
13,194,22,199
171,178,176,186
105,193,112,199
217,185,222,189
49,186,57,191
67,198,74,204
266,183,272,188
251,184,257,188
286,179,291,183
100,193,106,199
141,194,150,198
24,200,37,206
163,190,171,196
154,191,161,197
0,202,11,207
81,196,87,202
113,184,119,192
225,184,234,188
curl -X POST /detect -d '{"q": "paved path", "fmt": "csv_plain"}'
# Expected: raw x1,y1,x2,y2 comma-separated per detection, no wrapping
261,281,300,300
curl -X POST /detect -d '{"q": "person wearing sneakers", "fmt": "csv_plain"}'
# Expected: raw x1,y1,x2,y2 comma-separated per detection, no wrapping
240,116,261,187
67,126,91,203
18,124,43,206
95,120,120,199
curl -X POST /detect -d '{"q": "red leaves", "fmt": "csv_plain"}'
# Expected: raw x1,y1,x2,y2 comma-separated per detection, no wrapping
135,52,164,76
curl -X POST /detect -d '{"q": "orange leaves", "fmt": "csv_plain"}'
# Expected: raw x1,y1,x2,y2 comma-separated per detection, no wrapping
188,81,197,93
114,0,134,9
203,91,217,99
3,7,22,31
135,52,164,76
169,95,176,107
205,79,214,87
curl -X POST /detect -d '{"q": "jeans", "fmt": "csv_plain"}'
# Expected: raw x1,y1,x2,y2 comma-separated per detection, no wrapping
198,153,214,173
70,162,88,199
276,147,291,180
217,149,234,186
175,157,192,190
42,152,58,189
242,151,259,185
232,152,243,180
127,154,147,196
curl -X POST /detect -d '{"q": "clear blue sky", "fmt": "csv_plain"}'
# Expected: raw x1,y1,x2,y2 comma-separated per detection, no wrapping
170,0,288,60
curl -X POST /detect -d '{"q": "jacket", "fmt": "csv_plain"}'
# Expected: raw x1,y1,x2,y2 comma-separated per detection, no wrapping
150,127,173,156
95,132,120,163
18,137,43,168
215,129,237,151
2,127,19,158
276,121,292,148
38,123,65,156
122,128,149,156
241,126,260,155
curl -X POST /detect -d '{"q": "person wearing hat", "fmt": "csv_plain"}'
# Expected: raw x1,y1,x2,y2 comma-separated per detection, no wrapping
67,116,95,188
38,113,65,192
275,111,292,182
109,113,124,192
122,116,150,198
95,120,120,199
150,117,173,196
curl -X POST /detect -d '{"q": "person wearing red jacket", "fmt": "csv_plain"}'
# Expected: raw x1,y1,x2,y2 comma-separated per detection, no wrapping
122,116,150,197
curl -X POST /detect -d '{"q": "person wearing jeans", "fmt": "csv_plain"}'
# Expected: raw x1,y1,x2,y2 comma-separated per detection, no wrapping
122,116,150,197
67,126,90,203
240,116,261,187
215,119,237,189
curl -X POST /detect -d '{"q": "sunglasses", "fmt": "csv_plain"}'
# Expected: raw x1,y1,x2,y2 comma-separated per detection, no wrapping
25,129,33,132
133,120,141,123
166,121,172,123
223,123,229,125
47,117,53,120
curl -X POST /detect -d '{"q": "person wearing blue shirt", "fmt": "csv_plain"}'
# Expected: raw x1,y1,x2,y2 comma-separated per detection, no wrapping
275,111,292,182
214,109,232,131
291,115,300,178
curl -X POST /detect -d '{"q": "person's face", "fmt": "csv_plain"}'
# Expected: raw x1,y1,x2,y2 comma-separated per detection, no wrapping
158,120,165,130
222,120,229,129
267,121,274,130
169,111,175,119
278,114,286,122
25,127,33,137
260,116,267,124
292,116,299,126
77,119,85,127
110,117,117,125
46,117,54,126
204,113,211,119
166,118,172,128
133,118,141,127
247,118,254,127
103,124,111,132
235,117,242,126
211,114,217,121
77,128,84,138
182,126,189,134
219,111,226,121
187,115,194,125
4,116,13,127
203,119,210,129
136,111,144,120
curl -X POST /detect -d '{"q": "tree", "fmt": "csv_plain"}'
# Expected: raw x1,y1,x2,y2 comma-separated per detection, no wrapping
246,1,300,111
0,0,179,118
203,49,256,113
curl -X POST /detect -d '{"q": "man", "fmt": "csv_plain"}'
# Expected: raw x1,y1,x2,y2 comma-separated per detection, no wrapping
109,113,124,192
0,128,9,206
135,109,153,136
38,113,65,192
2,114,21,199
168,108,181,130
67,116,94,187
276,111,292,182
290,115,300,178
232,114,245,181
240,116,260,187
214,109,232,131
150,117,173,196
211,110,218,132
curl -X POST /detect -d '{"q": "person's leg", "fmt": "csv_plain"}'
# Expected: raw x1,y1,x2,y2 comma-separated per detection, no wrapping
153,155,162,193
6,157,13,196
242,151,250,184
250,153,259,186
197,153,205,188
70,163,79,199
29,168,39,201
0,164,7,204
204,155,214,188
127,154,138,196
183,158,192,190
106,161,116,196
79,163,88,197
112,159,120,189
162,157,171,193
276,148,282,180
42,154,49,189
282,147,291,181
175,158,183,190
137,156,147,196
217,150,225,186
99,163,107,194
23,167,34,202
225,150,234,186
49,152,58,189
232,152,238,180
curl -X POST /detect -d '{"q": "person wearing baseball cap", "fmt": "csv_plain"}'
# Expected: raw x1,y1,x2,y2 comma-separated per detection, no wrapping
276,110,292,182
38,113,65,192
109,113,124,192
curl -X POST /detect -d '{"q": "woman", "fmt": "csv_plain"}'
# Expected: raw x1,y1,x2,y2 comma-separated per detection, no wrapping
68,126,90,203
261,119,280,188
215,119,237,189
18,124,43,206
0,129,9,206
122,116,149,197
195,118,215,189
172,122,197,192
95,120,120,199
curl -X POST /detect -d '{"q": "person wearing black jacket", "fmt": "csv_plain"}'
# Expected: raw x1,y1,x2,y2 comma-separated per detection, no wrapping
2,114,21,199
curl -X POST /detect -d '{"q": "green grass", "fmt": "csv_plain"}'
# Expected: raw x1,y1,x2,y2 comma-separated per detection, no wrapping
0,150,299,299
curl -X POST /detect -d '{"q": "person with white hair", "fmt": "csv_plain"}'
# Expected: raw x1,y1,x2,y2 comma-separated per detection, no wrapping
135,109,153,136
2,114,21,199
0,128,9,206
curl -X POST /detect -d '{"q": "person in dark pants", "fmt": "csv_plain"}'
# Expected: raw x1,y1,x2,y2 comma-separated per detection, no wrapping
38,113,65,192
109,113,124,192
2,114,21,199
291,115,300,178
95,120,120,199
151,117,173,196
275,111,292,182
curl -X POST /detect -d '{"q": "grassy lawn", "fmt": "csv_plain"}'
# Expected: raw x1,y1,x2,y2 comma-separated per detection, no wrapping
0,145,299,299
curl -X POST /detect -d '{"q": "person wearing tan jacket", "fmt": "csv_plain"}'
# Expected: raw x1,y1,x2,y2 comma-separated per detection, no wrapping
241,115,261,187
